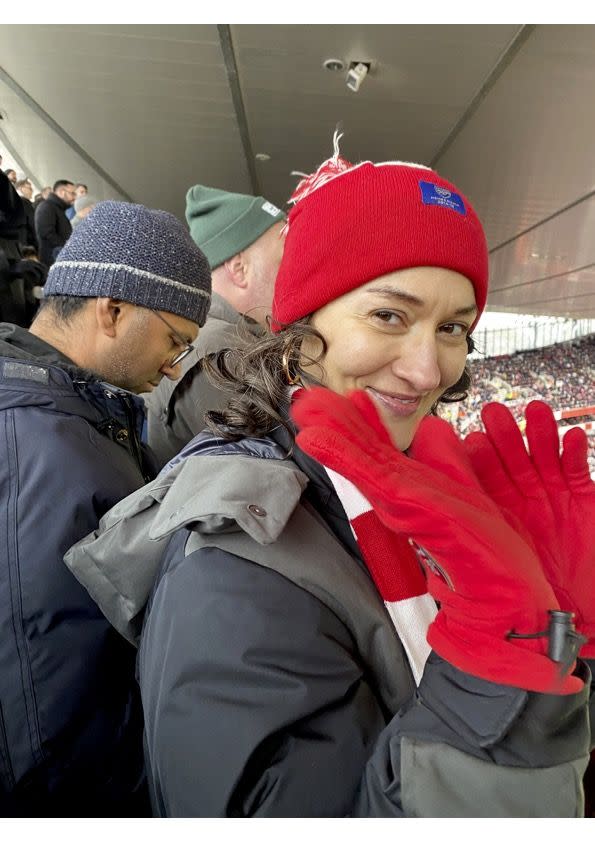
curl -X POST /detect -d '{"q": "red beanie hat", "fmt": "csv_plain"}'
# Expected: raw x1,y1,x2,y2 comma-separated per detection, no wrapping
272,148,488,332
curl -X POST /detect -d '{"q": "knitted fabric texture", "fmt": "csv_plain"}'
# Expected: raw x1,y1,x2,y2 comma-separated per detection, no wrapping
185,184,286,269
325,465,437,685
44,200,212,326
272,157,488,332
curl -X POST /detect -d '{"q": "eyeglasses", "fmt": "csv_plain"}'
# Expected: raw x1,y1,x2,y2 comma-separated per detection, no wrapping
151,310,195,367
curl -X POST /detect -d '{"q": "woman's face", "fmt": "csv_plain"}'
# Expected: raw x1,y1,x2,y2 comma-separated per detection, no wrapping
305,267,477,451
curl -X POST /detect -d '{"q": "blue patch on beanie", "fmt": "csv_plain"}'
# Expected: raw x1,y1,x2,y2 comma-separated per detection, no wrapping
419,181,466,216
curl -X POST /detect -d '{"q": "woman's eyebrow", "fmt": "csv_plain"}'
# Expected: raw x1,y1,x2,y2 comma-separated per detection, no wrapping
365,287,477,316
365,286,422,305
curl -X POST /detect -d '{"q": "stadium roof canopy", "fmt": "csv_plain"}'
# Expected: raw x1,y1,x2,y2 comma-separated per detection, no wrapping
1,24,594,319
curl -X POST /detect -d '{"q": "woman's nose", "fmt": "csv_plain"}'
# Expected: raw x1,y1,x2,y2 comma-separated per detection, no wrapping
391,335,441,393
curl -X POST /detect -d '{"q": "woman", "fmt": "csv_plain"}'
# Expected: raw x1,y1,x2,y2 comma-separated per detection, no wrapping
65,143,594,817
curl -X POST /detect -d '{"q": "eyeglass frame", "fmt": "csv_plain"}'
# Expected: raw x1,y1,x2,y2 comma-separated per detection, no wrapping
150,309,196,367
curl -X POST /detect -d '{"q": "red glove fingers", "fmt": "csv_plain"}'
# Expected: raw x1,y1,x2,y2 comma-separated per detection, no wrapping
464,400,595,658
294,388,495,516
475,402,547,498
524,401,566,491
561,425,592,489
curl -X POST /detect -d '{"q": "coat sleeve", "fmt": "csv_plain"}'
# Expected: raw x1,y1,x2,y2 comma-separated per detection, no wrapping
355,653,591,817
139,541,592,818
34,202,61,250
0,170,25,229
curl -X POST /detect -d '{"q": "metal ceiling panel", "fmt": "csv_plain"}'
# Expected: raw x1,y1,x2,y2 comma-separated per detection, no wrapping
0,76,124,199
435,25,595,247
486,194,595,317
489,269,595,316
232,24,521,206
489,195,595,288
0,23,594,320
0,24,251,220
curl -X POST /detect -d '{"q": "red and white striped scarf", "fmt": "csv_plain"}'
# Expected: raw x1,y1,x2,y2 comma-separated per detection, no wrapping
325,466,437,685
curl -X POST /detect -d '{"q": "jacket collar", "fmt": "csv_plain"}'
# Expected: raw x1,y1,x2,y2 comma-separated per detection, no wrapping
0,323,145,436
268,412,364,565
0,322,77,367
208,291,264,337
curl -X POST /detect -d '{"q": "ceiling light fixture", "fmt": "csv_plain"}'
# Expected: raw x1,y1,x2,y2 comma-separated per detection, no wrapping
323,58,345,72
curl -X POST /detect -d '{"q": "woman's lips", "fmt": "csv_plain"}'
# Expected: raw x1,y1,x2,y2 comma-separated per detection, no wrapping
366,387,421,417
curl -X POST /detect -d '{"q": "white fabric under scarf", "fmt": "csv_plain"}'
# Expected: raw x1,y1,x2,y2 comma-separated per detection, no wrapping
325,466,437,686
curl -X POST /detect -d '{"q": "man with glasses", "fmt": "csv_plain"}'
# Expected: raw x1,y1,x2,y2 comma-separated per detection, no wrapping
0,200,211,816
34,178,76,266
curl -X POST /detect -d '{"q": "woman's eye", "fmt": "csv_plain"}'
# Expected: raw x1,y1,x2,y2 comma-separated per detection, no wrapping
372,310,404,325
440,322,468,337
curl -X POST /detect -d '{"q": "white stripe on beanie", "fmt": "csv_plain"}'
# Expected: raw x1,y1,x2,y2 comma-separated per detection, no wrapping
48,261,211,298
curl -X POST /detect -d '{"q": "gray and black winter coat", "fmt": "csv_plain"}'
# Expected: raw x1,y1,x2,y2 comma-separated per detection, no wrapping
64,423,594,817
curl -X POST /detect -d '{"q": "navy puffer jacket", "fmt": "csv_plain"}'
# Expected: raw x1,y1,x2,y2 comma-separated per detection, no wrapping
0,324,152,816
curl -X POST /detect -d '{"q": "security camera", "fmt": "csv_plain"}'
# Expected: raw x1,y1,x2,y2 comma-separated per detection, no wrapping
346,62,369,93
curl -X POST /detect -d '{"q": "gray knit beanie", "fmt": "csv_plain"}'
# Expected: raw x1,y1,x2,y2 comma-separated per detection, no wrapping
44,200,211,325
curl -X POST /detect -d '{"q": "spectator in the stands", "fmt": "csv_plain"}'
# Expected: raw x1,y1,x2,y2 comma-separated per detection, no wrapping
15,178,38,251
34,179,75,266
4,168,17,184
0,169,47,326
71,194,97,228
33,186,52,209
67,183,89,220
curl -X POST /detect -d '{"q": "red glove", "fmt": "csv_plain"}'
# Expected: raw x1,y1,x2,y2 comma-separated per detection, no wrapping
291,387,583,694
464,400,595,658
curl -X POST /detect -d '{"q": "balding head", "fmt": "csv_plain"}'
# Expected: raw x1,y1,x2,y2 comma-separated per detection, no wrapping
211,221,285,326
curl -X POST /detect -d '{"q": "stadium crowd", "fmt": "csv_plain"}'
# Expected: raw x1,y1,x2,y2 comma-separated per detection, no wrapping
0,163,96,327
441,334,595,470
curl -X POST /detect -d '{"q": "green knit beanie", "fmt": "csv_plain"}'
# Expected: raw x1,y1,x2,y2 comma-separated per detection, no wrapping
185,184,286,269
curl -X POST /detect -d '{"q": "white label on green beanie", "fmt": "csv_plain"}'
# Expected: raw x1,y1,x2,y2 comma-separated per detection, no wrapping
261,201,282,217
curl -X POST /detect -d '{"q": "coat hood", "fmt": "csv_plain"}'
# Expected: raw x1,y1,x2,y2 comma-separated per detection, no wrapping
64,433,308,646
